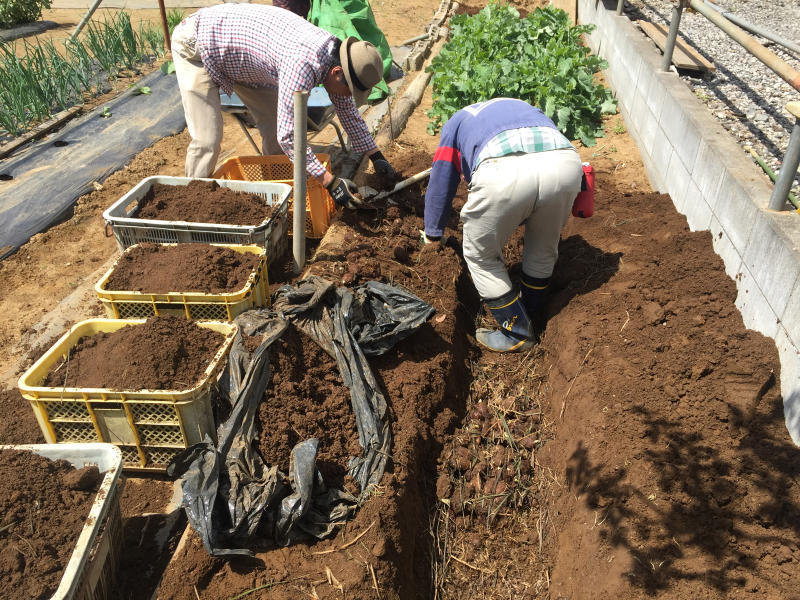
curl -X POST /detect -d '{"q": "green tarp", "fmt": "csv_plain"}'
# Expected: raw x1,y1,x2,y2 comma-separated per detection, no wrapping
308,0,391,101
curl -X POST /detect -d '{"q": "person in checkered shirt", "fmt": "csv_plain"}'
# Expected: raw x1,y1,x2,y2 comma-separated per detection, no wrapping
171,3,396,209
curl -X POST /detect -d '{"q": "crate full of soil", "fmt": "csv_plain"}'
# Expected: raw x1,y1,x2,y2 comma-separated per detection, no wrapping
213,153,338,238
102,177,291,266
17,317,236,471
96,243,268,320
0,443,123,600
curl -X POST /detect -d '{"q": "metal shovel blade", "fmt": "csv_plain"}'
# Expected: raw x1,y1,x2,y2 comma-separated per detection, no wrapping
358,168,433,202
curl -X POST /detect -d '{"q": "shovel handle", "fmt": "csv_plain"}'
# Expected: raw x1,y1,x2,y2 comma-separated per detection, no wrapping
376,168,432,200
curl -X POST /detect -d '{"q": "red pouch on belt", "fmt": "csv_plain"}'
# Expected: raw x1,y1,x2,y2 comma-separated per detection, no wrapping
572,162,595,218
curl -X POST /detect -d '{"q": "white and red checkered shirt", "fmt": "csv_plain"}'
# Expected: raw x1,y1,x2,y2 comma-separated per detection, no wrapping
194,4,376,177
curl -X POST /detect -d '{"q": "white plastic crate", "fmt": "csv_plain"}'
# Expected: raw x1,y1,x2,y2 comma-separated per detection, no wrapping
102,176,291,266
0,443,123,600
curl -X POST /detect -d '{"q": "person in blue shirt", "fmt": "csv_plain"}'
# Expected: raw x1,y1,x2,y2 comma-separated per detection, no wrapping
423,98,583,352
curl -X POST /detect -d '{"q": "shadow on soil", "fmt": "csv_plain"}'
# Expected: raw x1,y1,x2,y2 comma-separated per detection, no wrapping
564,382,800,595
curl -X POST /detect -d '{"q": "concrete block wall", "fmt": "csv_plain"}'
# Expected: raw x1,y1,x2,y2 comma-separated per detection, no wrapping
578,0,800,443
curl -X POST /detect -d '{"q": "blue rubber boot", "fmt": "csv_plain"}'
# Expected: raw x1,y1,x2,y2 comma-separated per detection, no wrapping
520,272,550,319
475,290,534,353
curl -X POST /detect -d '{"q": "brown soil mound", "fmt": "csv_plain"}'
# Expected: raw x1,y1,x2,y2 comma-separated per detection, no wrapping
136,180,275,226
43,316,226,391
0,450,101,599
257,324,360,490
104,243,260,294
0,387,44,444
539,186,800,599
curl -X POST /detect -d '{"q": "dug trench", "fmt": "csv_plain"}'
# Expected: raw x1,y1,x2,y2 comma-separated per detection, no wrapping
156,148,477,599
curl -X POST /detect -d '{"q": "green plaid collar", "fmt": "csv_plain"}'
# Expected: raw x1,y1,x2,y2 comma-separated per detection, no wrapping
477,126,574,166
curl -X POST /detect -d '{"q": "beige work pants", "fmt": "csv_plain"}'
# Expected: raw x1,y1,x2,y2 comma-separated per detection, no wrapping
171,15,283,178
461,149,583,299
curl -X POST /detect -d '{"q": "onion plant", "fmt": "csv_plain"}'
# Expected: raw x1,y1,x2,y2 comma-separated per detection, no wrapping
0,11,166,139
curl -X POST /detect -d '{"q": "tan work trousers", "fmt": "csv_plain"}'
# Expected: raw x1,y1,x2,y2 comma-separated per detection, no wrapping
171,15,283,178
461,149,583,299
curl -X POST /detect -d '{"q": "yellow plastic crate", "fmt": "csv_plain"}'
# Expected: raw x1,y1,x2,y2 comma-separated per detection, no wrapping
213,154,338,238
17,319,237,471
96,243,268,321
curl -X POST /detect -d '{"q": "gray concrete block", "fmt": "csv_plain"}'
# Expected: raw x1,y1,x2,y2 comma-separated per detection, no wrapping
578,0,595,24
742,212,800,319
629,88,654,151
735,262,780,339
775,328,800,445
693,139,727,201
672,103,704,174
713,171,758,251
637,101,658,158
709,215,743,279
683,183,713,231
613,67,634,114
658,88,689,154
646,73,667,122
779,274,800,356
651,128,673,188
666,147,691,213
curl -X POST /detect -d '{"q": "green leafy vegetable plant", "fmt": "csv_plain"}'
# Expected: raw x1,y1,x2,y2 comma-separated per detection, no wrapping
0,0,52,29
426,3,617,146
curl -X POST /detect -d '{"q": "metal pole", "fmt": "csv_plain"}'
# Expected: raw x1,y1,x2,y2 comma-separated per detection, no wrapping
157,0,171,52
69,0,104,40
690,0,800,91
292,90,309,274
401,32,430,46
703,0,800,57
769,102,800,211
660,1,686,71
616,0,624,17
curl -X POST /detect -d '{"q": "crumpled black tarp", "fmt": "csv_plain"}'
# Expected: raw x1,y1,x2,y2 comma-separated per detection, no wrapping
167,276,435,556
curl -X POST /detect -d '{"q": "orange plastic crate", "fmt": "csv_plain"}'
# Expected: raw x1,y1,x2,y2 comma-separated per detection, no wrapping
213,154,338,238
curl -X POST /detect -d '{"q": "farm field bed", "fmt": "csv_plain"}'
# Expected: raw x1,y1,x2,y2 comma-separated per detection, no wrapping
1,0,798,598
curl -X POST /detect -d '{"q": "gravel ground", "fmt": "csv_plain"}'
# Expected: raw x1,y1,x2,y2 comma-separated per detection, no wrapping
623,0,800,198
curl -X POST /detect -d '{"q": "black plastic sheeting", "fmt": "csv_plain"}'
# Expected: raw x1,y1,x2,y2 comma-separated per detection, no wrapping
168,277,435,556
0,70,185,259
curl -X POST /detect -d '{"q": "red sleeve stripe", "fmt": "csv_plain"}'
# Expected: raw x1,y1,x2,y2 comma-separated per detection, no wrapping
433,146,462,174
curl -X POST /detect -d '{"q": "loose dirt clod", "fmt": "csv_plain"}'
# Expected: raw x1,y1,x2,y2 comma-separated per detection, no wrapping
136,180,274,225
104,243,260,294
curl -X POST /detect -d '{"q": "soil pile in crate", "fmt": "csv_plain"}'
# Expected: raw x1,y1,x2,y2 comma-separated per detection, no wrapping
104,243,260,294
0,449,102,599
43,316,225,390
136,180,275,225
254,324,361,491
